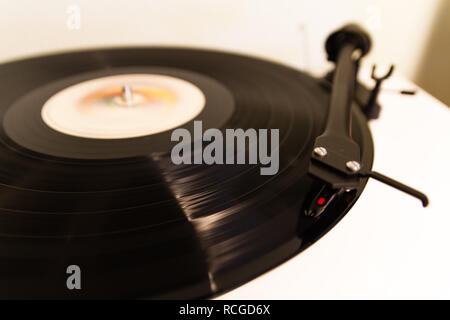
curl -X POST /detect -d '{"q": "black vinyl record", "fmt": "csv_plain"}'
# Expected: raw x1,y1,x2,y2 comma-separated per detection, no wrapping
0,47,373,299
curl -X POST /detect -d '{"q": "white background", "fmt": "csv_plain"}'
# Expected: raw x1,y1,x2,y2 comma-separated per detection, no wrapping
0,0,444,78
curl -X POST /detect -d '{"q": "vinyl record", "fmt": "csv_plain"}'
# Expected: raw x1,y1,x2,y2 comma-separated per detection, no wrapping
0,48,373,299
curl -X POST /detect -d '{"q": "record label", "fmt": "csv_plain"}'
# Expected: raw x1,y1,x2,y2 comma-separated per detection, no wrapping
41,74,206,139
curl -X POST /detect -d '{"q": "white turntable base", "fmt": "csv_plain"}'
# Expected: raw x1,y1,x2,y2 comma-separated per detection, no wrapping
219,72,450,299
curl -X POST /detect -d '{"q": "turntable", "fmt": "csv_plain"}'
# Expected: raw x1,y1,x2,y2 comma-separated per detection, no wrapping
0,24,444,299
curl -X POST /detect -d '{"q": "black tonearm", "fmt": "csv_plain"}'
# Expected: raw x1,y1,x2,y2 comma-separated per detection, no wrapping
308,24,429,208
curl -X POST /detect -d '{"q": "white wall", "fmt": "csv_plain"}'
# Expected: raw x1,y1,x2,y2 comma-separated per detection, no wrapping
0,0,443,79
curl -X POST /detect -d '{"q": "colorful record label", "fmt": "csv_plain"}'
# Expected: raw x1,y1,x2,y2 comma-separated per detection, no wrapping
41,74,206,139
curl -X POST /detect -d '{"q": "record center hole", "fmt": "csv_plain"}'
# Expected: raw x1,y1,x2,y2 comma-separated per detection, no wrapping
116,85,137,107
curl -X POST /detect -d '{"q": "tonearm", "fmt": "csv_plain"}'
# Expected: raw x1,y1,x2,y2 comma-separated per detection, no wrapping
307,24,428,217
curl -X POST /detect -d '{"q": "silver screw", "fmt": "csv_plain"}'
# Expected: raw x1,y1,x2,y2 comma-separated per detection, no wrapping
313,147,327,157
346,160,361,172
